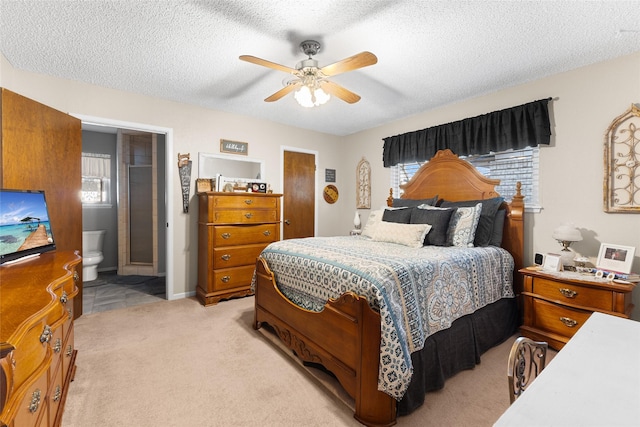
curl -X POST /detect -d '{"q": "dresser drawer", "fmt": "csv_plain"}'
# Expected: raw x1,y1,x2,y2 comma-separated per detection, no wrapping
209,265,256,292
212,209,278,224
212,243,270,269
532,298,592,339
62,324,75,382
12,371,48,427
533,277,614,311
213,224,278,246
211,195,279,210
11,320,51,389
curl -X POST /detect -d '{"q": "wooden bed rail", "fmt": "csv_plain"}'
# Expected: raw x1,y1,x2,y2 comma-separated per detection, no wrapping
254,257,397,426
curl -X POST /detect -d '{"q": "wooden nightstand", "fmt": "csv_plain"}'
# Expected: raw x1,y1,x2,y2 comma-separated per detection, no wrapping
519,267,635,350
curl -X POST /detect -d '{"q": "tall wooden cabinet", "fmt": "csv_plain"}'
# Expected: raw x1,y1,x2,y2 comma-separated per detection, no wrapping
0,251,81,427
0,88,83,317
197,192,282,306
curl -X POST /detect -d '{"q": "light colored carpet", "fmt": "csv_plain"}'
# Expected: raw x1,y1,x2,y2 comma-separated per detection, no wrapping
62,296,543,426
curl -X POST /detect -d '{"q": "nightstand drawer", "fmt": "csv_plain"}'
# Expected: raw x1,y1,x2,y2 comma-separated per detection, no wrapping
532,298,592,338
533,277,614,311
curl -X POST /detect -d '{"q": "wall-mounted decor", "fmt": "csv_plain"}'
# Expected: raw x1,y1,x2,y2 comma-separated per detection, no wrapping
177,153,192,213
323,184,339,204
220,139,248,155
325,168,336,183
356,157,371,209
603,104,640,213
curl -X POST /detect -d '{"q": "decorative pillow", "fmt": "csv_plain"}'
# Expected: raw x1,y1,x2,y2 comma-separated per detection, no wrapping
441,197,503,246
361,209,384,238
382,207,412,223
489,209,506,246
446,203,482,247
410,206,456,246
371,221,432,248
391,195,438,208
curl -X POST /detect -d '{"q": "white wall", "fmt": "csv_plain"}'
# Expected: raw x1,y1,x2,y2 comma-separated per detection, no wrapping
344,52,640,320
2,52,639,319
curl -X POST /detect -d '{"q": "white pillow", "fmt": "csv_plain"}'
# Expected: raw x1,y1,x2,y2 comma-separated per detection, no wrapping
447,203,482,247
361,209,384,238
371,221,432,248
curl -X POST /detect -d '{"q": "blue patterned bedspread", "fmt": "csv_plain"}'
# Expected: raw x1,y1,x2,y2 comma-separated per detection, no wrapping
256,236,514,399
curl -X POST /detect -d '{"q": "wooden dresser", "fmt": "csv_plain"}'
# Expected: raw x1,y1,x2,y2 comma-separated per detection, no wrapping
0,251,81,427
519,267,635,350
197,192,282,306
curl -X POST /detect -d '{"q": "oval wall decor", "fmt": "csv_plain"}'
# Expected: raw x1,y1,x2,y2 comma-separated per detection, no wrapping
323,184,339,204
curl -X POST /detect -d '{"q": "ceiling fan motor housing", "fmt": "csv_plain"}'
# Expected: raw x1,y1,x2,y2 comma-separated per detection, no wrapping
300,40,321,57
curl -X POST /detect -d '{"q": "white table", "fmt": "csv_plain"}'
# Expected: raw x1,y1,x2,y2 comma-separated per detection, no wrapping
494,311,640,426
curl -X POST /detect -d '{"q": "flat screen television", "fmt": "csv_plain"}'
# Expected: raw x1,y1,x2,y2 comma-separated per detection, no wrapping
0,189,56,265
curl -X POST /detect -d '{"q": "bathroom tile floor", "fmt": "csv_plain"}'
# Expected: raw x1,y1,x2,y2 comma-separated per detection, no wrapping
82,271,166,315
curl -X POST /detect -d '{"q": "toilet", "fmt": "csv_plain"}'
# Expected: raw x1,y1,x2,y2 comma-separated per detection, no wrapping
82,230,106,282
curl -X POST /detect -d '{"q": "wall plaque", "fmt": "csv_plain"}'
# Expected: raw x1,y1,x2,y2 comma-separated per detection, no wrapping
220,139,248,155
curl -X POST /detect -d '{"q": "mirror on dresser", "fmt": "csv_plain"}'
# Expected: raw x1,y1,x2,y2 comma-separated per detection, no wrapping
198,152,264,180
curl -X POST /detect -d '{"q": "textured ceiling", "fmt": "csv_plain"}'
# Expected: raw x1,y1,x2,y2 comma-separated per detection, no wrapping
1,1,639,136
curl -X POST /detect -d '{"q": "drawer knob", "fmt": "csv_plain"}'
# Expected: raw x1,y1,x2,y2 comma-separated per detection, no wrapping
40,325,52,344
221,254,231,261
263,230,271,236
74,271,79,283
245,212,253,219
54,338,62,354
68,308,73,320
244,199,253,205
558,288,577,298
53,385,62,402
559,316,578,328
66,344,73,357
221,233,231,239
221,276,230,283
29,389,41,413
60,290,68,304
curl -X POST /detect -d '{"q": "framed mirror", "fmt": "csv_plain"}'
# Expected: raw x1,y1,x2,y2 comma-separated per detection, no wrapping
198,152,264,180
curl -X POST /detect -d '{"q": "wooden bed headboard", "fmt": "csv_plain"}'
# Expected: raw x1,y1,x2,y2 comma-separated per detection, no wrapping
387,149,525,290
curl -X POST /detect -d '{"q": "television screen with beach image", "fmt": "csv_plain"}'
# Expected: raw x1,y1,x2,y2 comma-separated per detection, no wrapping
0,189,56,264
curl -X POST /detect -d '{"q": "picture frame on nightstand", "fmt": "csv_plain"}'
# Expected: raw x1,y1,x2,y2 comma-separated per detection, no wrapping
596,243,635,274
542,253,562,272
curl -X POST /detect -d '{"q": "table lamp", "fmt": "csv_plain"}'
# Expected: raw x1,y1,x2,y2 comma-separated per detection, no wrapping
552,223,583,266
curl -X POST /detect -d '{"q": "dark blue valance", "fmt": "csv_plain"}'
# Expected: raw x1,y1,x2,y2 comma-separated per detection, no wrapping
382,98,552,167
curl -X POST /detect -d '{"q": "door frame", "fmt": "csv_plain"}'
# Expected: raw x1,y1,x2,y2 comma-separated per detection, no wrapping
280,145,319,237
71,113,176,300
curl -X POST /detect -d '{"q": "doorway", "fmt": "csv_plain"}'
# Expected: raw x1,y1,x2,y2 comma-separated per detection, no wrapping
75,113,175,302
282,148,317,239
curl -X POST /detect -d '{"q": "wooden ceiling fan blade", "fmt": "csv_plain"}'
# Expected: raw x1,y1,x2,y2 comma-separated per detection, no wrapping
320,81,361,104
264,82,301,102
320,52,377,77
239,55,297,74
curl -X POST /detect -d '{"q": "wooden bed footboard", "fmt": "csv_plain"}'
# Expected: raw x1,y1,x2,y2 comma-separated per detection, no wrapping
254,257,397,427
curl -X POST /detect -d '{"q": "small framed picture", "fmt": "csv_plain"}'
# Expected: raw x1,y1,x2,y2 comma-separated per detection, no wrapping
542,253,562,272
596,243,635,274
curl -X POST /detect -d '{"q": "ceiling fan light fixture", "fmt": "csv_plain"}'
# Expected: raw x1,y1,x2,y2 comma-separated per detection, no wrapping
294,85,330,108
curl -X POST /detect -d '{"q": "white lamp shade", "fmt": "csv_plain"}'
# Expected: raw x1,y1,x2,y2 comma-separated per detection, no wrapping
552,223,583,242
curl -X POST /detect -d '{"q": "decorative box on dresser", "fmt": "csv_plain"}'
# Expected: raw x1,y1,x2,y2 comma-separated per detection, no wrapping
0,251,80,427
519,267,635,350
197,192,282,306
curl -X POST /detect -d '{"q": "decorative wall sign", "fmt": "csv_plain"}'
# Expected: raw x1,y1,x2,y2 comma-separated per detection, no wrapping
325,168,336,182
177,153,192,213
323,184,339,204
356,157,371,209
220,139,248,155
603,104,640,213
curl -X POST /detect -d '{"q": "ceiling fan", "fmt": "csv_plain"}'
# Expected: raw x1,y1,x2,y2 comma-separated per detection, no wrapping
239,40,377,107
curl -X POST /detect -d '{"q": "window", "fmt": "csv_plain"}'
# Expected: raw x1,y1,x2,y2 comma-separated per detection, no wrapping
390,147,540,210
81,153,111,205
